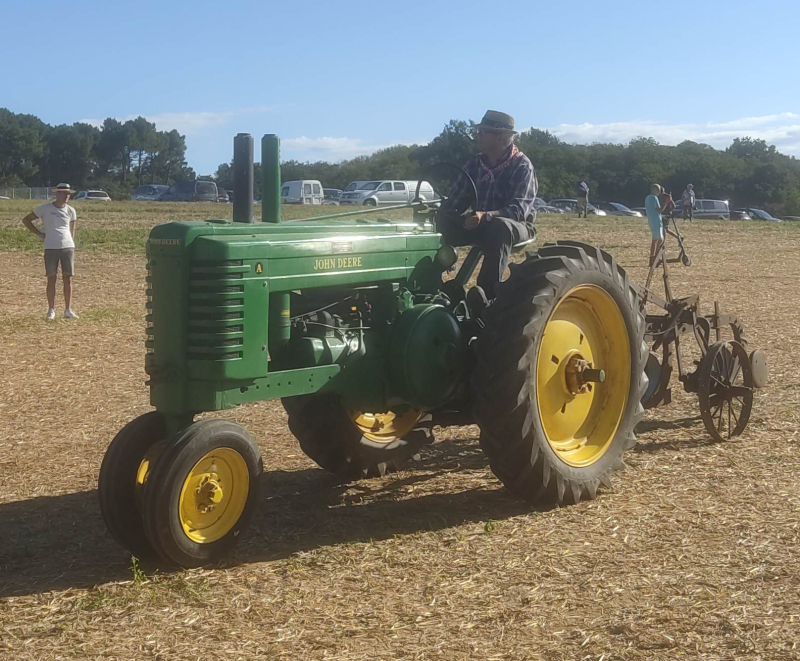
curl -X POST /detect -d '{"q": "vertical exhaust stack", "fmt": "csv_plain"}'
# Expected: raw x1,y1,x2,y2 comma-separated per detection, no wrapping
262,134,281,224
232,133,254,223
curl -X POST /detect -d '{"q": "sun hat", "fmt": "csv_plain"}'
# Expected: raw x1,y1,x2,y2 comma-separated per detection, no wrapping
53,183,76,194
476,110,516,133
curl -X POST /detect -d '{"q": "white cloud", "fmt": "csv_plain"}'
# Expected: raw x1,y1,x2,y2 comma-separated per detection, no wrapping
78,106,277,136
543,113,800,156
281,136,390,161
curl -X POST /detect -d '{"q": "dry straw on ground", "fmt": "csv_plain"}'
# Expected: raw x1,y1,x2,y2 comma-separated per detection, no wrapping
0,208,798,660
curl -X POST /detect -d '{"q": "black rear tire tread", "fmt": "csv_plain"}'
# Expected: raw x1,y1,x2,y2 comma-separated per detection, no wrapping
282,394,432,480
472,241,648,505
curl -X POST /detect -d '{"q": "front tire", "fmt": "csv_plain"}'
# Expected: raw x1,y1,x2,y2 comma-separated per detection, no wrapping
472,241,648,504
141,420,262,567
98,412,167,560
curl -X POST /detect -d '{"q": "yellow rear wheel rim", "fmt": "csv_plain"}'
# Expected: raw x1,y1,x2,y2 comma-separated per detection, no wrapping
536,285,631,467
349,409,423,443
178,448,250,544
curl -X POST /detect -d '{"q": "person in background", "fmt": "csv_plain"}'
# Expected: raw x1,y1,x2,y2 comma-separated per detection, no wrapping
681,184,696,221
658,186,682,241
658,187,675,218
575,176,590,218
21,183,79,320
645,184,664,267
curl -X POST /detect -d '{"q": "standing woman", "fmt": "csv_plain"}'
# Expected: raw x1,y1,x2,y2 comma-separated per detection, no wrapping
645,184,664,267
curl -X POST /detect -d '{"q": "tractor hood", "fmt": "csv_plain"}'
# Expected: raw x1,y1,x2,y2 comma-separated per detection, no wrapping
148,217,437,254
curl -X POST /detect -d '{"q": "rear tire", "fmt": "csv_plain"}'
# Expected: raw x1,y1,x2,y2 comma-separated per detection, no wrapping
282,394,432,479
472,241,648,504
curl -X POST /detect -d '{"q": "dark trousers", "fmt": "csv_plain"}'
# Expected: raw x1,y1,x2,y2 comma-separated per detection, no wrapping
440,215,531,297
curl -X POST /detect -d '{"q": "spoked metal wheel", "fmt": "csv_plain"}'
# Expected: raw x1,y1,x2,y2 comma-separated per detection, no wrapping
698,340,753,442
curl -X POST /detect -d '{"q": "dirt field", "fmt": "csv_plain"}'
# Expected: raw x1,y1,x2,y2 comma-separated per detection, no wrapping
1,203,798,660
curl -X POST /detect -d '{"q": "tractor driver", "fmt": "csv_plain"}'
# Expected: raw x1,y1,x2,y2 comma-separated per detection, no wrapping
439,110,537,300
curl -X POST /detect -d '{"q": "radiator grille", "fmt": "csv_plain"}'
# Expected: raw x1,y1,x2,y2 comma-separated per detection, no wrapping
187,260,248,361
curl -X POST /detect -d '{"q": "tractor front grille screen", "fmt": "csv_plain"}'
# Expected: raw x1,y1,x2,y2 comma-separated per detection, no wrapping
187,260,246,362
145,262,154,356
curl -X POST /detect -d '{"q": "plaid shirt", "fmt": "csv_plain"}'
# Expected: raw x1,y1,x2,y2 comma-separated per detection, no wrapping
444,145,537,226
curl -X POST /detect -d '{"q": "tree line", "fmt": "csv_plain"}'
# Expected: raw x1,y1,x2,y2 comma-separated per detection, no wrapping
4,106,798,214
215,120,800,215
0,108,195,199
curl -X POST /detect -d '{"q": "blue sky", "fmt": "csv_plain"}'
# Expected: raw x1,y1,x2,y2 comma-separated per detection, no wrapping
3,0,799,174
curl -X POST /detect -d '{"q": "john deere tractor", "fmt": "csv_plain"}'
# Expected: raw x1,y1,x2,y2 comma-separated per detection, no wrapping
99,134,647,567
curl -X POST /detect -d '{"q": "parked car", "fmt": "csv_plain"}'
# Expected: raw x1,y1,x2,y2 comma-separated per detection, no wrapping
217,188,230,203
739,207,782,222
783,215,800,221
533,197,564,214
548,199,607,216
673,199,730,220
323,188,342,205
157,180,218,202
131,184,169,201
339,180,436,206
631,207,648,216
281,180,324,205
0,195,9,200
597,202,642,217
73,190,111,202
343,181,371,193
729,209,752,220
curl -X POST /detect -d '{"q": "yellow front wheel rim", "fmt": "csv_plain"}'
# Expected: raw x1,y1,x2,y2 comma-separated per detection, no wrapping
536,285,631,467
178,448,250,544
349,409,423,443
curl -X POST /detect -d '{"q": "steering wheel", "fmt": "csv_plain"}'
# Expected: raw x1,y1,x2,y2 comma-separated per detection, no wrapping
414,162,478,219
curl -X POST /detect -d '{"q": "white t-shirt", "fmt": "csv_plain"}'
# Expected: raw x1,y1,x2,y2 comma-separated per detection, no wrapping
34,203,77,250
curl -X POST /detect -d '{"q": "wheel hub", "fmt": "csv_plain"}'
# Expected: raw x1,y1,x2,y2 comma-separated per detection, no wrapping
536,285,631,467
178,448,250,544
195,474,223,513
564,354,606,396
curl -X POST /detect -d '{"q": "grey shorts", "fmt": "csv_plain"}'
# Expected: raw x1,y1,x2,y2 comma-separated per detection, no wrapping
44,248,75,276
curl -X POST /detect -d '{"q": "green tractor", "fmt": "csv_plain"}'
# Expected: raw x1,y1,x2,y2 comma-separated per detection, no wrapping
99,134,647,567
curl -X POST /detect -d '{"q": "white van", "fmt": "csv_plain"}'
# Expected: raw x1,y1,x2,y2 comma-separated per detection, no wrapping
339,180,436,206
280,180,324,205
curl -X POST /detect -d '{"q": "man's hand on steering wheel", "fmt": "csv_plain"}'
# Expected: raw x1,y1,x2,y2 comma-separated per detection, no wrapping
416,162,479,233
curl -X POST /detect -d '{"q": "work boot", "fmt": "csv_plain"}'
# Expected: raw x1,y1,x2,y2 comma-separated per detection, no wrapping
466,286,489,317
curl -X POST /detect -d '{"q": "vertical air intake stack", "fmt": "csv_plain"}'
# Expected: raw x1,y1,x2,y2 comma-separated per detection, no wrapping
232,133,254,223
262,134,281,224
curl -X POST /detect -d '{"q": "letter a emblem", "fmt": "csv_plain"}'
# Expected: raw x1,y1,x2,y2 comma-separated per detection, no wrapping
255,262,263,274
